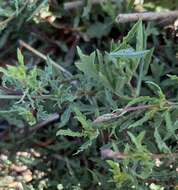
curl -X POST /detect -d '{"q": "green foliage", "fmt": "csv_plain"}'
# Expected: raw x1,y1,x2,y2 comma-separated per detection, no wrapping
0,1,178,189
107,160,134,188
56,129,83,138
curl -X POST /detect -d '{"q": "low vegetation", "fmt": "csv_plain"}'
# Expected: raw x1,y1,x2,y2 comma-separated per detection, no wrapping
0,1,177,189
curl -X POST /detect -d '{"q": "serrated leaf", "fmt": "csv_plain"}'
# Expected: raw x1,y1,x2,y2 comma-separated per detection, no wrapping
73,107,93,130
74,139,93,155
76,47,98,78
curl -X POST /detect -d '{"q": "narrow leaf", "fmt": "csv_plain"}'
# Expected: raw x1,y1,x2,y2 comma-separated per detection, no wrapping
56,129,83,137
17,48,24,66
109,49,149,59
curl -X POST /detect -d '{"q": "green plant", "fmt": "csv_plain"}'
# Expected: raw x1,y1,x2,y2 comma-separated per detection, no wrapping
0,1,178,189
0,19,177,189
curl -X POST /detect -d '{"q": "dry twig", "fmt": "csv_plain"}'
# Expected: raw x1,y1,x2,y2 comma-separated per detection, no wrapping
116,10,178,23
64,0,104,11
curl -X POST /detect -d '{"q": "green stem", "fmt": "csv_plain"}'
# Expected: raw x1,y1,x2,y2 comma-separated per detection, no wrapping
136,58,144,97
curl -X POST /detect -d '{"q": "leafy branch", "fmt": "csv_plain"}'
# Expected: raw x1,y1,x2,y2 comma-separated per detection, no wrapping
101,148,178,160
93,101,178,124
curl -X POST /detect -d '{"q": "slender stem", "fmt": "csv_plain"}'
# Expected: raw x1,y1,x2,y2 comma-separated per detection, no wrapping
19,40,46,60
19,40,73,78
